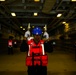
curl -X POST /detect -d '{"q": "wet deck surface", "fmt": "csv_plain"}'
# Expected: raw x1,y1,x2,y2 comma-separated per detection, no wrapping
0,48,76,75
0,71,76,75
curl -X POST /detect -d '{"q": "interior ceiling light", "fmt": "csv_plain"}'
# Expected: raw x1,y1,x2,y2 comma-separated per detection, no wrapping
34,13,38,16
20,26,23,28
57,13,62,17
62,22,66,24
11,13,16,16
34,0,40,2
0,0,5,1
23,28,25,30
71,0,76,2
32,26,34,28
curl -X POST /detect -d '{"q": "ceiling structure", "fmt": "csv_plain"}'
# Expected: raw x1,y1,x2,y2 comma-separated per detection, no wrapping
0,0,76,36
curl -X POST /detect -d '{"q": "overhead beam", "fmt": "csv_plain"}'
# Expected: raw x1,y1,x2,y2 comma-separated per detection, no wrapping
23,23,46,26
10,9,41,12
0,7,20,30
1,0,16,5
0,15,51,18
6,3,42,7
42,0,56,14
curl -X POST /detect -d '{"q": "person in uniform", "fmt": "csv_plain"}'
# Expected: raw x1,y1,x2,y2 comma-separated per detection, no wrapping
25,27,48,75
8,36,13,55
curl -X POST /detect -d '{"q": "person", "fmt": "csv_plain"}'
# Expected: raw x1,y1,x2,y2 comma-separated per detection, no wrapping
25,27,48,75
8,36,14,55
